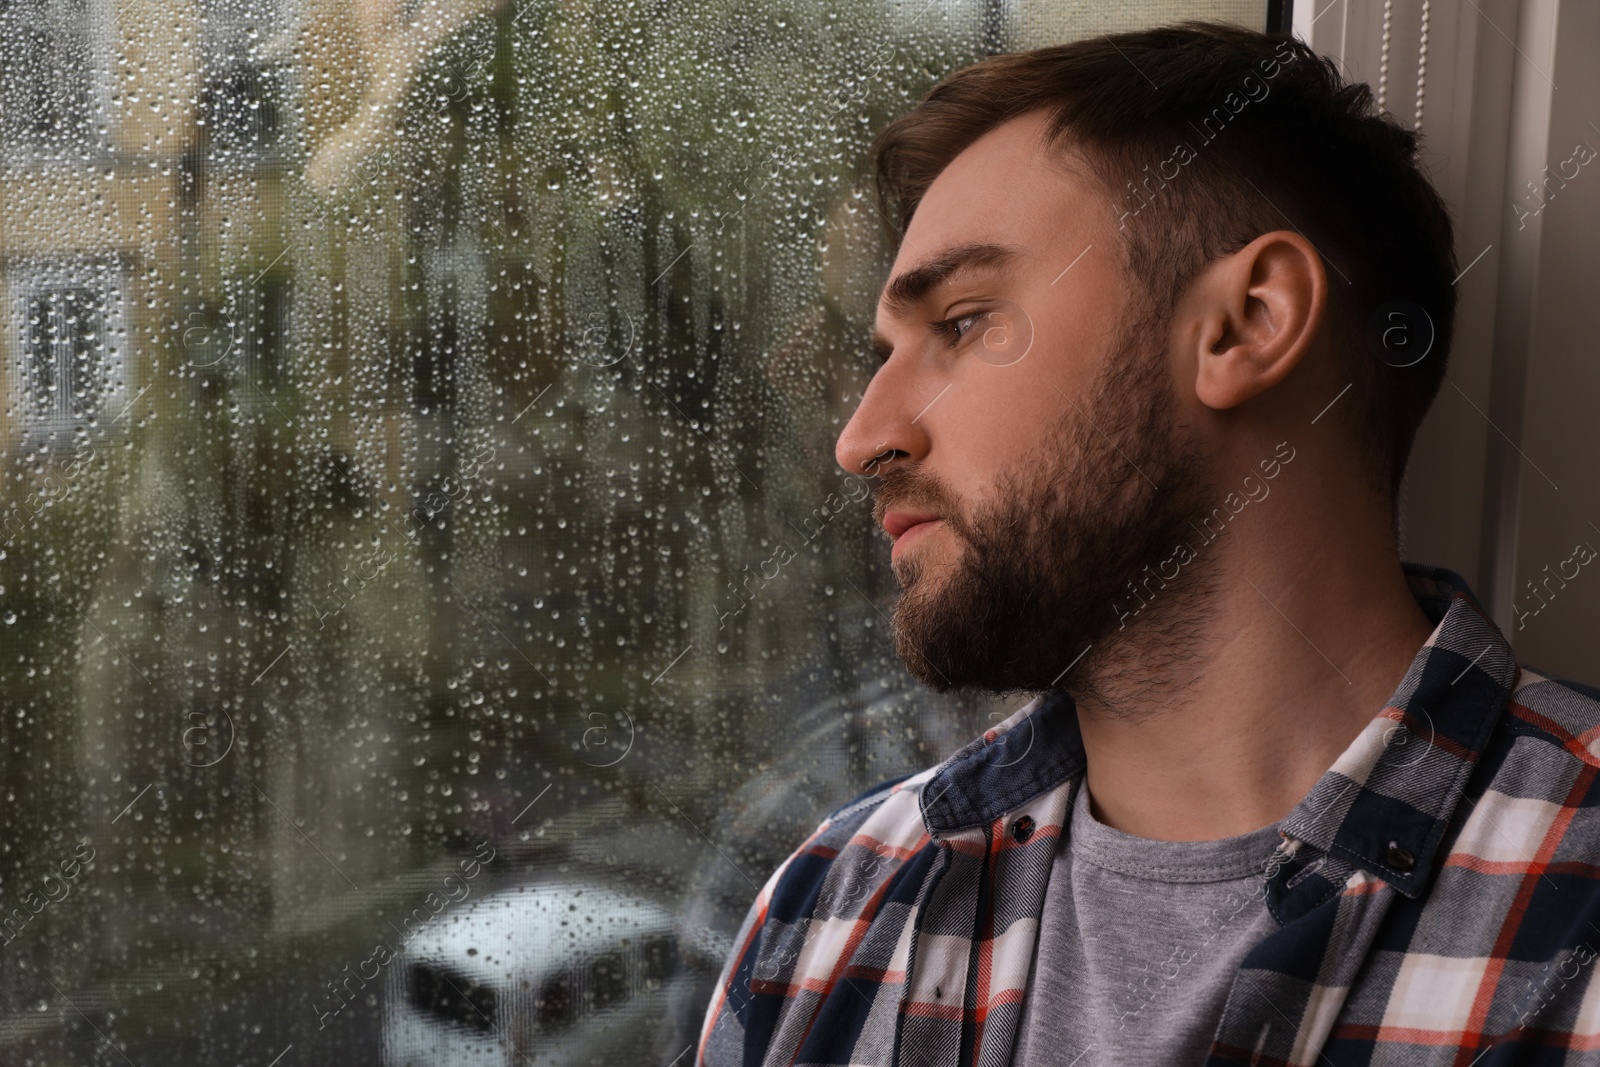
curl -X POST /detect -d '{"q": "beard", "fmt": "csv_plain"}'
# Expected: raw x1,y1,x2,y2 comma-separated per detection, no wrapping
875,305,1220,701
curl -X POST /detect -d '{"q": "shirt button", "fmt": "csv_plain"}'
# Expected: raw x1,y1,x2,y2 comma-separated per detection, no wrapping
1011,815,1035,843
1386,841,1415,873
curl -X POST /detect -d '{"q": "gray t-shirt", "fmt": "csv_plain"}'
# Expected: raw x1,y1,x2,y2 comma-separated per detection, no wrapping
1011,782,1284,1066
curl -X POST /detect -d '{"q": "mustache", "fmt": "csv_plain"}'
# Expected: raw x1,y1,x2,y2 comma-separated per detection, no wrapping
871,465,965,533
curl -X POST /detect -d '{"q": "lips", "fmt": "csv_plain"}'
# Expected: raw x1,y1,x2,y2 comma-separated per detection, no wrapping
882,510,941,541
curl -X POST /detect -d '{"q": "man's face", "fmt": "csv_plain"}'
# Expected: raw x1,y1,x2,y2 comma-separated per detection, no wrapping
837,110,1217,695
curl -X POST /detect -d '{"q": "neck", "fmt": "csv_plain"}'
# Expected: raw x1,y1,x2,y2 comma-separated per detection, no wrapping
1069,489,1437,842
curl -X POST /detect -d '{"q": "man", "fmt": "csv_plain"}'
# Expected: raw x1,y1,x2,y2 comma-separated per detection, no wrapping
698,22,1600,1066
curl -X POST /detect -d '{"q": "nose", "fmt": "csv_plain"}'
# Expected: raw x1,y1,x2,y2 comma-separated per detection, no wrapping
834,345,934,478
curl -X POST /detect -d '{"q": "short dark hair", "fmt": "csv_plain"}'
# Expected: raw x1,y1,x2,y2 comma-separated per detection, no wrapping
871,22,1457,505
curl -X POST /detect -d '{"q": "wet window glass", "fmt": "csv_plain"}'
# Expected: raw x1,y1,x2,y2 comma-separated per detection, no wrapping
0,1,1265,1063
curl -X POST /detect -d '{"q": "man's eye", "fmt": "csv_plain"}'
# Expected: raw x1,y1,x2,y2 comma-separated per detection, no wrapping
931,312,982,347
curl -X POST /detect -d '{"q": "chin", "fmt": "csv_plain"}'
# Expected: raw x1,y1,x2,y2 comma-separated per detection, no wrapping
890,545,945,592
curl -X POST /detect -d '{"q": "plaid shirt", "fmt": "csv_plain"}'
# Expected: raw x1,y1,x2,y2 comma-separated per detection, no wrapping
696,563,1600,1065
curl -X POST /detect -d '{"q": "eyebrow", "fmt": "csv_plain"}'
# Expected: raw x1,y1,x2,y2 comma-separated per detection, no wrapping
869,242,1022,361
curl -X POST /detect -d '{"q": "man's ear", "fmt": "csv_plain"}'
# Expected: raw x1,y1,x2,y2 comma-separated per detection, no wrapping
1180,230,1326,411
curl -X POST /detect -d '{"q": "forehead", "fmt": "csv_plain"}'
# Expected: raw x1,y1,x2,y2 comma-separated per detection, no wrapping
887,110,1094,282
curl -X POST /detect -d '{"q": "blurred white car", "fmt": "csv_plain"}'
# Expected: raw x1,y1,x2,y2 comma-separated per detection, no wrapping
383,879,722,1067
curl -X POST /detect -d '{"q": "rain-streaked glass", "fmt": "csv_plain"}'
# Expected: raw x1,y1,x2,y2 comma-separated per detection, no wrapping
0,1,1264,1062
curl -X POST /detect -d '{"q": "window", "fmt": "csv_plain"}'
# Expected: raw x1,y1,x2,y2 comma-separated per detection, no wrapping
534,971,577,1032
201,62,287,160
196,0,295,163
642,933,677,989
586,951,627,1011
0,0,113,160
7,259,128,447
0,2,1273,1064
404,963,498,1033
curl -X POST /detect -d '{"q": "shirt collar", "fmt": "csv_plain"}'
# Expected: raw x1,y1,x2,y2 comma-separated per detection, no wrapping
1278,562,1517,896
920,562,1517,892
920,686,1084,838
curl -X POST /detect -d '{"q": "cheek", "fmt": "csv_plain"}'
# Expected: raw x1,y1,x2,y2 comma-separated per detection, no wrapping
932,284,1119,500
942,354,1078,474
932,383,1057,515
